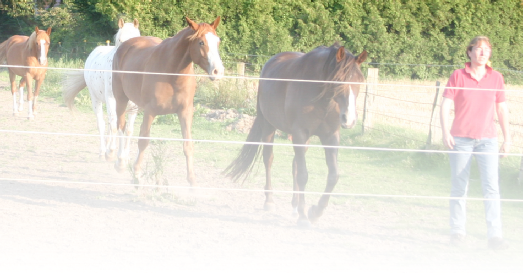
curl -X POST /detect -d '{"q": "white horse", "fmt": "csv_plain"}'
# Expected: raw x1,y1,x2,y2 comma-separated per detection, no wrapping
63,18,140,161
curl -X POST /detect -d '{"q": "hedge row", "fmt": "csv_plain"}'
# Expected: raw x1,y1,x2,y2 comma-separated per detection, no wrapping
2,0,523,82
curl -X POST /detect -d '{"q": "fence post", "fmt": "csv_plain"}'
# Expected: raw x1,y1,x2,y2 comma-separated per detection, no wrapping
237,62,245,76
426,81,441,145
362,68,379,134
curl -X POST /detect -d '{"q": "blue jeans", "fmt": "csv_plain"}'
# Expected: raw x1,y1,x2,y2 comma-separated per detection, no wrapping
449,137,502,239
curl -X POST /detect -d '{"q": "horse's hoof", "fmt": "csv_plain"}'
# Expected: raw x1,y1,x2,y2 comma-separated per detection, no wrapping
27,115,35,120
291,207,298,218
308,205,320,224
114,159,127,173
105,151,117,162
297,218,312,228
264,201,275,211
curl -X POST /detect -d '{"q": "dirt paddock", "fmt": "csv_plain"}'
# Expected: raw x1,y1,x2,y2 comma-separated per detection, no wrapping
0,82,521,274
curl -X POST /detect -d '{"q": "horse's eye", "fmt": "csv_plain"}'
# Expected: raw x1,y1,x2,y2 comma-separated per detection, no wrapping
199,41,204,46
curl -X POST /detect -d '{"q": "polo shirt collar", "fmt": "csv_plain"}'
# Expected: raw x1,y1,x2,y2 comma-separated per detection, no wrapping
464,62,492,77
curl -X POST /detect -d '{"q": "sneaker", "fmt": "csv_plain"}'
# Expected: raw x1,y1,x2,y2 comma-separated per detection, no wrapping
450,234,465,247
488,237,509,250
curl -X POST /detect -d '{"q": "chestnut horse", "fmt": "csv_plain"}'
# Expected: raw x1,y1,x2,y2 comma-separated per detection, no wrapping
225,43,367,226
62,18,140,161
0,27,52,119
112,17,224,186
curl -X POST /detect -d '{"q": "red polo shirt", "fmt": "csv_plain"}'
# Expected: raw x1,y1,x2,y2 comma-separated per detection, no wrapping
443,62,505,139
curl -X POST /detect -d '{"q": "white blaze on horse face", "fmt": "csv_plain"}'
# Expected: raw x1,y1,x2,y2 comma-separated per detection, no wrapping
39,39,47,65
204,32,224,80
347,87,357,126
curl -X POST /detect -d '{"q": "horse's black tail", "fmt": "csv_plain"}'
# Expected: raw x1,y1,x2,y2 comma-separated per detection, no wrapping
224,102,266,183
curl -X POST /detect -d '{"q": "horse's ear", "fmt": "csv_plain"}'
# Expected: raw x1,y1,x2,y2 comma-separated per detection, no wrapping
356,50,368,65
336,46,346,62
35,26,39,33
186,17,199,31
133,18,139,28
118,18,124,29
46,27,52,36
211,16,221,30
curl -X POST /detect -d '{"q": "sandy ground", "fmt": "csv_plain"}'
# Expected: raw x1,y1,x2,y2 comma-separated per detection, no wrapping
0,82,522,275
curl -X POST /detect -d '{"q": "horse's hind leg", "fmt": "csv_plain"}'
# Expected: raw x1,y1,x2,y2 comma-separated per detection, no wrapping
308,133,340,224
262,123,276,211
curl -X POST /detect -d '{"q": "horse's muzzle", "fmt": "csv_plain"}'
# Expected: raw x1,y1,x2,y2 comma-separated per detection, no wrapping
209,66,224,81
39,58,47,66
340,113,357,129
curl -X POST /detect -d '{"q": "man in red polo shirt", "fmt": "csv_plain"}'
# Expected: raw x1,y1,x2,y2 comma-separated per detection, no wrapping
440,36,510,250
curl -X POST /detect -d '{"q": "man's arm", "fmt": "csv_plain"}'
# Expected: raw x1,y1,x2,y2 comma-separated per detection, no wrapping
440,97,455,149
496,101,511,157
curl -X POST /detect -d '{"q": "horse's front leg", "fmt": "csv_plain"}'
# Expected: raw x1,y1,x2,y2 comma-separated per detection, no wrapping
262,125,276,211
114,98,129,173
292,138,309,218
18,78,26,111
133,110,155,179
25,74,35,120
9,72,19,116
124,102,139,154
92,97,106,160
105,96,117,161
308,132,340,224
32,77,45,116
178,108,196,186
292,134,310,226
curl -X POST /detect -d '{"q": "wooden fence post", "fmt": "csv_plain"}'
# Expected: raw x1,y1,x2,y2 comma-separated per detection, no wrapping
237,62,245,76
426,81,441,145
362,68,379,134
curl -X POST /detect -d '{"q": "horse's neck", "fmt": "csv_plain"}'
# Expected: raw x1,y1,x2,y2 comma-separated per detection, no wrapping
156,33,194,74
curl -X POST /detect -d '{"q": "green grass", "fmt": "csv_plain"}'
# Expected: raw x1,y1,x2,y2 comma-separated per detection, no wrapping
2,58,522,246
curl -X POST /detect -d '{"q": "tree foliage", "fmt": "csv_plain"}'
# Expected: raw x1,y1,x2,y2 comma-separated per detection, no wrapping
2,0,523,81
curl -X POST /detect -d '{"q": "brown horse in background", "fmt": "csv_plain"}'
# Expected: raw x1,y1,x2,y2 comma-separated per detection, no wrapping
112,17,224,186
225,43,367,226
0,27,52,119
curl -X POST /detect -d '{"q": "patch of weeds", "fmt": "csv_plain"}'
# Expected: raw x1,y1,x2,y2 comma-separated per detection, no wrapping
27,146,37,153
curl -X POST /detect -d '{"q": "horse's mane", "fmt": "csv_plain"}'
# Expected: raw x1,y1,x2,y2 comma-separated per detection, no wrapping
320,42,365,99
26,31,37,51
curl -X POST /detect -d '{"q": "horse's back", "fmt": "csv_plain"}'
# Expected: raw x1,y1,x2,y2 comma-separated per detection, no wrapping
258,49,332,133
113,36,162,71
5,35,29,62
85,46,117,103
113,36,163,106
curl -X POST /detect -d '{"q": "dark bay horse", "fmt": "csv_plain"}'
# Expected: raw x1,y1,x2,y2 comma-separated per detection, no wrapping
112,17,224,186
225,43,367,225
0,27,52,119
